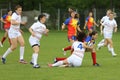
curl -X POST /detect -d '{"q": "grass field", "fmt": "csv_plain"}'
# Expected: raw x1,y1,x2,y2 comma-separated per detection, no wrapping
0,30,120,80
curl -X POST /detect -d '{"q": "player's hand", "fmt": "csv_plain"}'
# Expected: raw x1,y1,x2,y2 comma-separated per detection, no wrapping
31,32,35,37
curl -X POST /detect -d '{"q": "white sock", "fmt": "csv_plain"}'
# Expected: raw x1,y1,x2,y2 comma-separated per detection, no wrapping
20,47,25,60
33,53,38,66
2,48,12,58
52,61,63,67
98,42,104,48
110,48,116,55
99,39,105,44
31,54,34,63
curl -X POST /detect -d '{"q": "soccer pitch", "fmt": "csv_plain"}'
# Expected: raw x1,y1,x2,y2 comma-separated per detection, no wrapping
0,30,120,80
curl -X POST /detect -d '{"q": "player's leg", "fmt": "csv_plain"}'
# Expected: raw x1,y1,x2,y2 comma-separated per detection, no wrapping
91,48,100,66
107,38,117,56
0,31,8,47
32,46,40,68
17,35,27,64
1,38,17,64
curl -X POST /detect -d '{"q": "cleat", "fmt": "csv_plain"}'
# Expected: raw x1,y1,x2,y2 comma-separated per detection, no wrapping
0,42,3,47
53,58,57,63
93,63,100,66
112,54,117,57
33,64,40,68
19,59,27,64
48,64,53,67
30,62,34,65
62,48,66,55
1,57,6,64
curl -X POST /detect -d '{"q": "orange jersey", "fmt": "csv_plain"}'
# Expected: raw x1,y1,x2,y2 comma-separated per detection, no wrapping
86,16,94,28
2,14,11,29
64,17,80,36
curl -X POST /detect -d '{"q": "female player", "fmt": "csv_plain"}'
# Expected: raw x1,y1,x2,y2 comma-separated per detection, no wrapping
97,12,117,57
1,5,27,64
48,31,93,67
84,31,99,66
29,14,49,68
97,9,112,51
84,11,98,34
62,11,81,55
0,9,12,47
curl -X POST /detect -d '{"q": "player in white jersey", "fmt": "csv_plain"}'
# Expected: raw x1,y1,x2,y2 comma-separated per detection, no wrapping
29,14,49,68
97,12,117,56
1,5,27,64
97,9,112,51
48,32,93,67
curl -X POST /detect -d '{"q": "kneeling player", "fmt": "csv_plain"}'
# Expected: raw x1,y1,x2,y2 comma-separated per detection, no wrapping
48,32,93,67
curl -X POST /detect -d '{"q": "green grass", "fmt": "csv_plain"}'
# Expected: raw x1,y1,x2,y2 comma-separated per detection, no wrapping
0,30,120,80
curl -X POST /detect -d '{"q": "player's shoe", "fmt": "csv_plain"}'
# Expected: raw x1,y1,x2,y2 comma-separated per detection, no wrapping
1,57,6,64
0,42,3,47
62,48,66,55
33,64,40,68
112,53,117,57
53,58,57,63
48,64,53,67
93,63,100,66
30,62,34,65
19,59,27,64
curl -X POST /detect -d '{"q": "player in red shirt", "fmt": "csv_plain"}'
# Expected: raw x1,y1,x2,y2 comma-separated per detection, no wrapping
62,11,81,55
0,9,12,47
84,12,98,34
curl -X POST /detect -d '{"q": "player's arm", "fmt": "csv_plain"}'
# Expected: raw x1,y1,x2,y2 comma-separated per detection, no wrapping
61,23,66,30
29,27,35,37
0,17,6,23
114,26,117,33
83,43,93,50
94,21,99,27
43,29,49,36
83,20,87,30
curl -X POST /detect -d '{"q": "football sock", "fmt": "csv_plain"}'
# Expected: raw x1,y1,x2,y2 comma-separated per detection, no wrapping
91,52,97,64
31,54,34,63
1,37,6,44
56,57,66,61
20,47,25,60
110,48,115,55
52,61,63,67
64,46,71,51
33,53,38,66
2,48,12,58
107,44,111,51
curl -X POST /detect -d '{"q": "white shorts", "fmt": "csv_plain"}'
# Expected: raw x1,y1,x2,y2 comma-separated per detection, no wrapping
8,28,21,39
103,31,112,39
67,54,82,67
29,36,40,47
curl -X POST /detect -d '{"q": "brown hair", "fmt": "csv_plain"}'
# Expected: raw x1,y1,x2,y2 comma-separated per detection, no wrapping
15,5,22,10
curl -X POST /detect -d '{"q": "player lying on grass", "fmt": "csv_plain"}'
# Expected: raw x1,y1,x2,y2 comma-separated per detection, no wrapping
29,14,49,68
48,31,93,67
54,31,100,66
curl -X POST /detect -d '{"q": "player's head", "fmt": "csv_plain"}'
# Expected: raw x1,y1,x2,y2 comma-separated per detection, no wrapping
88,11,93,17
109,12,115,20
77,31,86,42
68,7,76,13
89,31,98,40
7,9,12,15
15,5,22,15
106,9,112,16
70,11,76,18
38,14,46,23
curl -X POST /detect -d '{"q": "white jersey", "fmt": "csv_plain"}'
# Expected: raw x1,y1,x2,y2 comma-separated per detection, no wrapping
30,21,46,39
101,16,109,22
102,19,117,33
72,41,85,59
10,12,21,29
